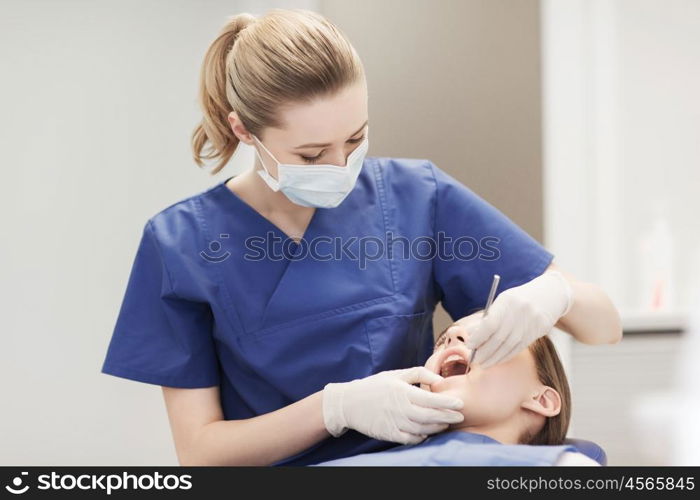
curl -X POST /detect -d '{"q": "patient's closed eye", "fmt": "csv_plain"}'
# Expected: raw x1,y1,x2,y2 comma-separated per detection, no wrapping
435,335,446,349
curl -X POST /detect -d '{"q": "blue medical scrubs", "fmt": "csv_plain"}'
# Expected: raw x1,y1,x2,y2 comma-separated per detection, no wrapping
312,430,580,466
100,157,553,466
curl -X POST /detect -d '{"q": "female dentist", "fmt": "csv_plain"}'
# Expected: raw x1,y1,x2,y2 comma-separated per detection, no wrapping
100,8,622,466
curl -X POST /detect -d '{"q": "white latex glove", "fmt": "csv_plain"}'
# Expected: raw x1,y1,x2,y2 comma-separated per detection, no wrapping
464,270,573,369
322,366,465,445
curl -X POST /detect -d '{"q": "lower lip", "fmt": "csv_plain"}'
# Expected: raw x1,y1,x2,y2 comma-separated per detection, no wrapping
435,372,468,384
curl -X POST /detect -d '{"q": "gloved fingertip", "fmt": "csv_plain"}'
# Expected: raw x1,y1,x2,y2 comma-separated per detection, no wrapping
466,330,484,349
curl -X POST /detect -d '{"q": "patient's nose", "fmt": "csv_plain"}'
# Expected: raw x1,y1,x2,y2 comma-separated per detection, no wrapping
444,324,469,346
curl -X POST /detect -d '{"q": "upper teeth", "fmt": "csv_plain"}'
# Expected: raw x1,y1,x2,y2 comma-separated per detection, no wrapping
445,354,465,364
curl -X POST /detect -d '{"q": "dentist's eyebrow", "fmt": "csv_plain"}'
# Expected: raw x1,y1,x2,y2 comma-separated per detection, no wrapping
293,119,368,149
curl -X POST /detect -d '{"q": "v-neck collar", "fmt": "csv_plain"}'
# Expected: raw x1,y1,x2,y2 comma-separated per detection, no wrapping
218,175,321,244
425,430,502,446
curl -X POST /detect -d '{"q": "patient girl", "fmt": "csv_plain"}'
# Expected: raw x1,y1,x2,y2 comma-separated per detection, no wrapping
315,312,600,466
422,313,570,446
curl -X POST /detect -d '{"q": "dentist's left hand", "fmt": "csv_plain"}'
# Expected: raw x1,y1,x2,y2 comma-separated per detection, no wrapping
461,270,573,369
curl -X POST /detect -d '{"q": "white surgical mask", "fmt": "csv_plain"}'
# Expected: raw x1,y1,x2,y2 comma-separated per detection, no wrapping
251,128,369,208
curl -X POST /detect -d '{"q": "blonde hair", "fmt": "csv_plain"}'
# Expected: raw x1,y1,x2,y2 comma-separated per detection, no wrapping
191,8,365,174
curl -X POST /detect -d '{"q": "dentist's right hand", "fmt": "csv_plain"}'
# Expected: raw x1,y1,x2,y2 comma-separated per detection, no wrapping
322,366,465,445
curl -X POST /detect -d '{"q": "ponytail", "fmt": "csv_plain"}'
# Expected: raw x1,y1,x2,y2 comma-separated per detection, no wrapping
191,13,256,173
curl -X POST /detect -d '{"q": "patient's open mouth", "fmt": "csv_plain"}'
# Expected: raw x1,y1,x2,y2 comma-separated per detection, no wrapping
440,354,469,377
435,345,471,378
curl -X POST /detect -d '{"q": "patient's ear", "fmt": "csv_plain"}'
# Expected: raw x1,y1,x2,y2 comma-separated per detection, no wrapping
521,386,561,417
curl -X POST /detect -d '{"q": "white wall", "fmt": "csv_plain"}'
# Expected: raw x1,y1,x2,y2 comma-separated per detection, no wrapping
0,0,317,465
542,0,700,316
616,0,700,313
541,0,700,465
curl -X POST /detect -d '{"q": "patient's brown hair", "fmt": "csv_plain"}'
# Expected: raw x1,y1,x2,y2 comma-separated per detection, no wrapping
521,335,571,445
434,325,571,446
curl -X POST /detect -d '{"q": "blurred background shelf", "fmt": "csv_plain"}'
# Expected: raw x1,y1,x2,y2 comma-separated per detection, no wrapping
620,309,688,334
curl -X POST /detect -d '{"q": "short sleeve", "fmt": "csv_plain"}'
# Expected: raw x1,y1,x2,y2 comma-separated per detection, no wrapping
429,161,554,321
101,219,221,388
